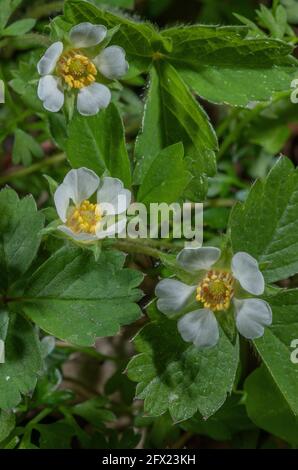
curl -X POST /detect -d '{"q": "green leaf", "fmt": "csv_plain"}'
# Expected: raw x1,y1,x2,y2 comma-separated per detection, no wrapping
182,394,255,441
64,0,162,72
282,0,298,24
72,397,115,427
230,157,298,283
204,207,230,230
67,103,131,187
251,289,298,423
0,314,42,409
245,366,298,445
134,63,217,193
10,56,44,112
23,247,143,346
162,25,297,105
0,188,44,288
3,18,36,36
257,5,287,40
245,97,298,155
36,421,75,449
89,0,134,8
0,0,21,31
137,143,192,204
48,114,68,151
12,129,44,166
127,310,239,422
0,410,15,442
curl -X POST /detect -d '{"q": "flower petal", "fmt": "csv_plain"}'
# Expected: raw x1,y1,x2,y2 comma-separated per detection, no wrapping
94,45,129,79
77,83,111,116
177,309,219,349
69,22,107,48
234,298,272,340
176,246,221,273
54,183,72,223
37,75,64,113
54,168,99,219
97,177,131,215
37,42,63,75
96,216,127,239
232,252,264,295
58,225,97,242
155,279,196,317
0,340,5,364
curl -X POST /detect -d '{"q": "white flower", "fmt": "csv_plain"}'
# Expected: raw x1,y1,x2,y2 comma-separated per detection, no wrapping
0,340,4,364
54,167,131,241
155,247,272,349
37,22,129,115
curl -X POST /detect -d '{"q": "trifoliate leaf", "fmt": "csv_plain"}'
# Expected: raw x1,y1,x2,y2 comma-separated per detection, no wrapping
0,188,44,288
230,156,298,283
127,312,239,422
67,103,131,187
0,314,42,409
22,247,143,346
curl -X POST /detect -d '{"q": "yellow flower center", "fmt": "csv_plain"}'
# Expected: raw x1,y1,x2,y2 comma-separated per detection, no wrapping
196,270,234,312
66,200,101,234
57,50,97,89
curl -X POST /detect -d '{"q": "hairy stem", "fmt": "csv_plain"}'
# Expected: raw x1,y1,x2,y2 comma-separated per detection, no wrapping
0,153,66,186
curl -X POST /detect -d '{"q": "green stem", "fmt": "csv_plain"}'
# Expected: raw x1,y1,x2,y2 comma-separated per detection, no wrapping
25,1,64,19
55,341,119,362
0,153,66,186
111,239,162,258
171,431,193,449
19,407,52,448
28,407,52,426
124,237,184,251
204,198,235,208
216,108,241,139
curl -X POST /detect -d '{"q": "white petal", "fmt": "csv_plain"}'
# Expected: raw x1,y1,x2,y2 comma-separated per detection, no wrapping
37,42,63,75
94,45,129,79
234,298,272,340
0,340,4,363
37,75,64,113
176,246,221,273
54,168,99,217
54,183,71,223
177,309,219,349
69,22,107,48
96,217,127,239
97,177,131,215
77,83,111,116
155,279,196,317
58,225,97,242
232,252,265,295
